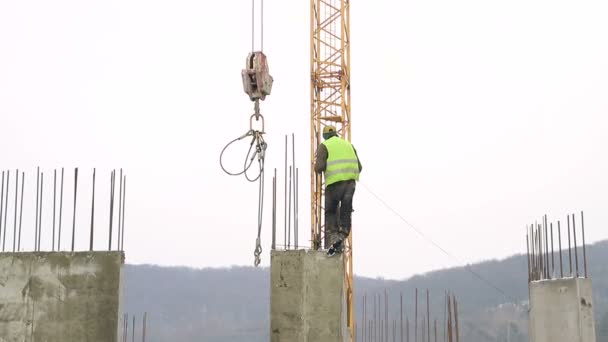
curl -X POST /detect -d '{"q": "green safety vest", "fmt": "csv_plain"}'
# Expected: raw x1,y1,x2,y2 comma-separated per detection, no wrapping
322,137,360,186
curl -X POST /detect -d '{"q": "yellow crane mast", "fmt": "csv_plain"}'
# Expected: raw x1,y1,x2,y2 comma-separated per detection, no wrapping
310,0,353,339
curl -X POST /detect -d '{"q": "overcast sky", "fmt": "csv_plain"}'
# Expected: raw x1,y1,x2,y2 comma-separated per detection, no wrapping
1,0,607,280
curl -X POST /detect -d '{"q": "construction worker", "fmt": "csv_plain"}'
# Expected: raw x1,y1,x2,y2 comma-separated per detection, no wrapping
315,125,362,256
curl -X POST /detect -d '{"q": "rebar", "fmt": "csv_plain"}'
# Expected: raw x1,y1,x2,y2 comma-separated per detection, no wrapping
272,169,277,250
550,222,554,276
121,175,127,250
0,171,3,252
526,232,531,282
13,170,18,252
567,216,572,276
2,170,8,252
415,288,418,342
58,168,64,251
426,289,430,342
118,169,123,250
109,170,115,251
544,216,549,279
292,133,296,249
284,135,287,249
90,168,96,251
572,214,579,277
72,168,78,252
38,172,43,251
581,211,588,278
558,221,563,278
53,170,57,251
18,172,24,251
288,166,292,249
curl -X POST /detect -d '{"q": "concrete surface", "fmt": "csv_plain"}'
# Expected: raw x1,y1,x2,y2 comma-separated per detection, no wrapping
270,249,349,342
529,277,596,342
0,251,124,342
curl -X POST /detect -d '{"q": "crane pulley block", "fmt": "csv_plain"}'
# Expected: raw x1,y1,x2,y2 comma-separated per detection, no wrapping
242,51,273,101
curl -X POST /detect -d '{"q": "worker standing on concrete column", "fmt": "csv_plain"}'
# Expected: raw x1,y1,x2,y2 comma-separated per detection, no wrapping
315,126,362,256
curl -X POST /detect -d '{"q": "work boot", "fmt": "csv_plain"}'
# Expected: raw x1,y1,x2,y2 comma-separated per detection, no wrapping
326,239,343,257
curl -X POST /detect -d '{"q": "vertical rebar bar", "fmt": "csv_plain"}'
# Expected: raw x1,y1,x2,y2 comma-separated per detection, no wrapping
544,216,549,279
284,135,287,249
38,172,43,251
72,168,78,252
393,320,396,342
550,222,554,276
53,170,56,251
0,171,4,250
18,172,24,251
572,213,579,277
526,232,531,282
118,169,123,250
58,168,64,251
288,166,292,248
90,169,96,251
567,215,572,276
545,215,551,279
558,221,563,278
272,169,277,250
292,133,296,249
12,170,18,252
121,175,126,251
132,315,135,342
406,317,410,342
108,170,115,251
295,168,299,249
35,169,39,250
2,170,9,252
434,319,437,342
581,211,588,278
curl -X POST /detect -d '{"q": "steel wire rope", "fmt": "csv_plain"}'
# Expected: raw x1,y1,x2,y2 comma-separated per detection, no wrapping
219,129,267,266
360,181,517,303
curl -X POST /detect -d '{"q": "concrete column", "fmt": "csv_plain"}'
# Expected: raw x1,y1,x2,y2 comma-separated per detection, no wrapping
0,252,124,342
529,278,596,342
270,249,349,342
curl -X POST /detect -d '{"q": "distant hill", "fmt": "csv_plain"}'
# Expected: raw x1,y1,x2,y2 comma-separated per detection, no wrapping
122,240,608,342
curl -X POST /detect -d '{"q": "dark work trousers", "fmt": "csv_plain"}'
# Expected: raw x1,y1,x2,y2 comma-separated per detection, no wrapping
324,179,356,248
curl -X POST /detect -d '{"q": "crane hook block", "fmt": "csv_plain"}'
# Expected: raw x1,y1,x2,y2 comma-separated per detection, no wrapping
242,52,273,102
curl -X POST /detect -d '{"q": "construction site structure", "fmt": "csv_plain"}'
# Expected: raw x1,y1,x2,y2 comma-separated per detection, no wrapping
310,0,353,339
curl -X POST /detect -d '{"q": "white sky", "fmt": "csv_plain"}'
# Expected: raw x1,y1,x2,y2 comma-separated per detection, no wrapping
1,0,607,280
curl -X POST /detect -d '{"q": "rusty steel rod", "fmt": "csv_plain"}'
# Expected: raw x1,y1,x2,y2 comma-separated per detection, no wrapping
284,135,287,249
544,217,549,279
526,232,531,282
581,211,588,278
38,172,43,251
572,213,579,277
118,169,123,250
58,168,64,251
72,168,78,252
558,221,563,278
18,172,24,251
2,170,10,252
567,216,572,277
108,170,116,251
292,133,296,248
34,169,39,250
52,170,56,251
550,222,554,276
0,171,4,250
90,169,96,251
272,169,277,250
12,170,18,252
121,175,126,251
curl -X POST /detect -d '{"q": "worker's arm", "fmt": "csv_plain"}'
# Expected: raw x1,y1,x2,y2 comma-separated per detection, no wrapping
314,144,328,173
353,146,362,172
